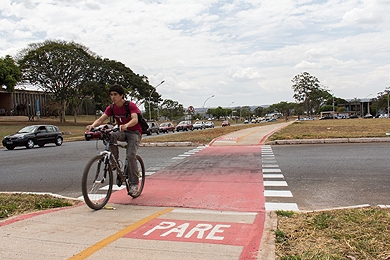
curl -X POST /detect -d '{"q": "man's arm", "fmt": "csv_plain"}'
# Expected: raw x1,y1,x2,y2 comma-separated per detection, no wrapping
86,114,109,131
119,112,138,131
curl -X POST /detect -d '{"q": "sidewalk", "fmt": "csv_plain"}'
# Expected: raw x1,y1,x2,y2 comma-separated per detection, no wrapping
0,122,290,260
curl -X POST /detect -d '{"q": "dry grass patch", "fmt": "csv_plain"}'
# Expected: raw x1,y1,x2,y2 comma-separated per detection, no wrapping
275,207,390,260
270,119,390,140
0,193,78,219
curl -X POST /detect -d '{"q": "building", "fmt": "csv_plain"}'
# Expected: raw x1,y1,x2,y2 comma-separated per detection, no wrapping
0,88,50,117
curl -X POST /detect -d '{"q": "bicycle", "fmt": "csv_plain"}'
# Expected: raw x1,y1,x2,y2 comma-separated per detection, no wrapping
81,124,145,210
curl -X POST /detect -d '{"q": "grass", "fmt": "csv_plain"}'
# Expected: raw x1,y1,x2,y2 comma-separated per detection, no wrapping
275,207,390,259
0,193,78,219
269,118,390,140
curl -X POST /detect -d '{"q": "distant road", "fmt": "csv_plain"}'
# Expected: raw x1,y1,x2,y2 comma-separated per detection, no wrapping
271,142,390,210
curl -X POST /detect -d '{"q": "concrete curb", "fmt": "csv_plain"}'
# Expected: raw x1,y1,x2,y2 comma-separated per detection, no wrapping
258,211,277,260
266,137,390,145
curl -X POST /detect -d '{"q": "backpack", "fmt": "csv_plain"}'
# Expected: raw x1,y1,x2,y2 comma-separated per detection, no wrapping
110,101,149,133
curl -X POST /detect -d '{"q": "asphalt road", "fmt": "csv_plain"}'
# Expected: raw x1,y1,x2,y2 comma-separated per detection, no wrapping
271,142,390,210
0,140,195,198
1,141,389,211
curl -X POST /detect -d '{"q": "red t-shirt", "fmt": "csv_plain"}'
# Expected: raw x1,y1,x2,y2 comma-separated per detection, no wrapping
104,101,142,135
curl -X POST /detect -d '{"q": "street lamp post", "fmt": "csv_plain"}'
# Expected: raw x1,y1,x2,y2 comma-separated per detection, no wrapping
202,95,214,119
148,80,165,121
227,101,234,119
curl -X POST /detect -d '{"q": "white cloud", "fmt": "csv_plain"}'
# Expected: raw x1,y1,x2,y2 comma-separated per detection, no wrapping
1,0,390,108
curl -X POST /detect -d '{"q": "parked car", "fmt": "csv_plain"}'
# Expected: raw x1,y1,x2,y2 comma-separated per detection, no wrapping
159,122,175,133
85,124,113,141
176,121,193,131
143,121,160,135
193,121,205,130
204,121,215,128
2,125,63,150
222,120,230,127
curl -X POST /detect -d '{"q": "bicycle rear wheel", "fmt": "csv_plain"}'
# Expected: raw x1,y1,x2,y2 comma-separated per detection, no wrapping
82,154,113,210
126,155,146,198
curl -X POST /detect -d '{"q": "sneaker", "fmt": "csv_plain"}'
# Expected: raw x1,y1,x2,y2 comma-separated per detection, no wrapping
128,184,138,196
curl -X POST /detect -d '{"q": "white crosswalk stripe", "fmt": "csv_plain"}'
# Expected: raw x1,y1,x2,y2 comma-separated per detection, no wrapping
262,145,299,211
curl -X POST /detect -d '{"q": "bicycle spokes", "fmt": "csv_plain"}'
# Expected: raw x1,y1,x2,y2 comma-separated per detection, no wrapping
82,155,113,210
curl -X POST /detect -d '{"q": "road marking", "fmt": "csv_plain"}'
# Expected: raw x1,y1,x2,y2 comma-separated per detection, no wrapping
265,202,299,211
263,168,281,172
262,145,300,211
125,218,255,246
262,164,279,168
264,180,288,186
263,173,284,178
147,166,163,171
264,190,293,197
68,208,174,260
172,156,185,159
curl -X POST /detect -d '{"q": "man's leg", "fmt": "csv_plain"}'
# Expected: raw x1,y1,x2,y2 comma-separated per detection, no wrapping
125,131,141,185
109,131,126,161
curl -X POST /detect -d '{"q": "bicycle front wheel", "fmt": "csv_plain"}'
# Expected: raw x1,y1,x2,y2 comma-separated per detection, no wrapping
81,154,113,210
126,155,146,198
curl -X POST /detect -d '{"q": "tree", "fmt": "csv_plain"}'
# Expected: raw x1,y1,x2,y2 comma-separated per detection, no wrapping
0,55,22,92
267,101,296,117
93,58,154,106
375,87,390,116
254,106,265,117
291,72,327,116
17,40,96,123
240,106,252,118
159,99,184,121
17,40,154,124
207,106,225,120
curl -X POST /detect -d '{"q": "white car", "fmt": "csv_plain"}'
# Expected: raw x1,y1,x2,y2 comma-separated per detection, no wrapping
204,121,214,128
193,121,205,130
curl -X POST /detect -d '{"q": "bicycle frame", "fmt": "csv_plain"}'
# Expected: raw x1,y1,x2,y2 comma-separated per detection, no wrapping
82,124,146,210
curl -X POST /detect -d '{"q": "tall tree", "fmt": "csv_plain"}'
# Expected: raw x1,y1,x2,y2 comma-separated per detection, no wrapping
0,55,22,92
291,72,326,116
17,40,96,123
93,58,154,106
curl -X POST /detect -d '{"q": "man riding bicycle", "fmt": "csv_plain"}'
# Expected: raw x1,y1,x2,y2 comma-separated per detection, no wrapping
86,84,142,195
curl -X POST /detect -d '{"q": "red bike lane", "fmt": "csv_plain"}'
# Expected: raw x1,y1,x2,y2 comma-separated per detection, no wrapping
110,145,266,259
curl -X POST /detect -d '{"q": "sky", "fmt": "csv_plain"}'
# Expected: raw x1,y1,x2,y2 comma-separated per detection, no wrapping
1,0,390,109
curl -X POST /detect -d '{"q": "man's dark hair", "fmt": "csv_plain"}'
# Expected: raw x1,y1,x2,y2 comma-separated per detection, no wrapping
109,84,125,97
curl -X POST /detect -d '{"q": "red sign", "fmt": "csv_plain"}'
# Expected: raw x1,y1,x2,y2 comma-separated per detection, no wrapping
188,106,194,113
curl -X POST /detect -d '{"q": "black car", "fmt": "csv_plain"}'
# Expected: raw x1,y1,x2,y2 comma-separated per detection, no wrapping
2,125,63,150
143,121,160,135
